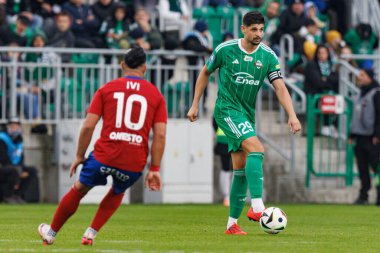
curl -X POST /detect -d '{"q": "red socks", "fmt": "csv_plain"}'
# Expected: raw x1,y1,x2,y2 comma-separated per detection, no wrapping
90,188,124,231
51,186,86,232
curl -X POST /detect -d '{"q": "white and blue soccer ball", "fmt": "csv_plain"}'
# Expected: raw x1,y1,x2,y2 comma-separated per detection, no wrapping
259,207,287,234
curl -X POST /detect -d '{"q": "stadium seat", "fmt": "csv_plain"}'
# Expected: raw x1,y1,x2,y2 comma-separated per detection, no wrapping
215,6,235,46
164,81,190,117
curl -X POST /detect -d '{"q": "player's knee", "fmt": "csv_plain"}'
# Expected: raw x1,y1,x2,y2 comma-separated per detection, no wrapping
242,139,264,153
74,181,91,194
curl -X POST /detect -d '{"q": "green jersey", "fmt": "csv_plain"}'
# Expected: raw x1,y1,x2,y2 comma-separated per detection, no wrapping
206,39,281,123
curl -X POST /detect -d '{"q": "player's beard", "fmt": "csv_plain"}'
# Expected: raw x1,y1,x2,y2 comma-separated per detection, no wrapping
250,37,262,46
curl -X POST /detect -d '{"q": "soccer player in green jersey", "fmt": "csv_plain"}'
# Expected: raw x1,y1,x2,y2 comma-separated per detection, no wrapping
187,11,302,235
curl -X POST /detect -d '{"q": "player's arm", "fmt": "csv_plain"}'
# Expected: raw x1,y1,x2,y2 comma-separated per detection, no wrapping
187,66,211,122
150,122,166,169
272,78,301,134
145,122,166,191
69,113,100,177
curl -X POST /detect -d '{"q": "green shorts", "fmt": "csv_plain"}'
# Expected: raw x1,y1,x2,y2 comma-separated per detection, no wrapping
214,114,256,152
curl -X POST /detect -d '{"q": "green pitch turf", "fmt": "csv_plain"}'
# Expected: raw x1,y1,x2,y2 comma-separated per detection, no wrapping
0,204,379,253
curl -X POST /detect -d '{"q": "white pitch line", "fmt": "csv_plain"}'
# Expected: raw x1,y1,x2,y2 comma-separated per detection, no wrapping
0,249,145,253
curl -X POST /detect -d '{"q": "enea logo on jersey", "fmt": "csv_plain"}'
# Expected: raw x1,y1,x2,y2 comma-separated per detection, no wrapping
254,60,263,69
233,72,259,86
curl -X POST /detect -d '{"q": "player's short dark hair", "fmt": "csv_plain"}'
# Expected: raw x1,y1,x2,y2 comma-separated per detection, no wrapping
124,45,146,69
243,11,265,27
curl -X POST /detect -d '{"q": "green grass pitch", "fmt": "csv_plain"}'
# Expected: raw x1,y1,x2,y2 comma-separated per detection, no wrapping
0,204,379,253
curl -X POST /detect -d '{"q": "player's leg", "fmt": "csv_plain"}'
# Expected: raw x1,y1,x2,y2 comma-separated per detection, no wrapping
38,181,91,245
354,141,370,204
241,136,266,221
38,152,103,245
225,151,248,235
82,169,142,245
220,150,232,207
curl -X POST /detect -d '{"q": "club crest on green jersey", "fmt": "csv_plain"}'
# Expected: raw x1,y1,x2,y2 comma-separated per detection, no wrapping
254,60,263,69
233,72,260,86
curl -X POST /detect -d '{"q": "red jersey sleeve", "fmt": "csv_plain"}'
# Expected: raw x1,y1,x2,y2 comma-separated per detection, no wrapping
154,97,168,123
87,89,103,116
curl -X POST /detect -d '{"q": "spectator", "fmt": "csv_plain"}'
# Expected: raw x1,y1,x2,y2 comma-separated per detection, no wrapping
31,0,66,19
182,20,213,56
303,40,317,61
92,0,116,47
328,0,349,34
344,23,379,69
160,35,180,84
263,1,280,47
182,20,212,114
304,44,339,137
130,7,163,50
0,14,34,46
105,3,129,49
298,18,321,44
158,0,190,40
25,30,58,116
338,46,357,68
0,118,40,203
350,69,380,205
304,1,326,29
272,0,306,46
92,0,115,25
0,1,7,28
0,123,20,204
62,0,100,48
129,27,151,50
304,44,338,95
325,30,345,62
0,41,40,120
6,0,43,29
43,11,75,62
222,31,233,42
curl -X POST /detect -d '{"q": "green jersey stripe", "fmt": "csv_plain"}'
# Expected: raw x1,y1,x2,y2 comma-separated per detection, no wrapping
215,39,239,52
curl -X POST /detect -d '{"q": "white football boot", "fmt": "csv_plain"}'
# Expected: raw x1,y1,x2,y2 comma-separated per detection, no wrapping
38,223,55,245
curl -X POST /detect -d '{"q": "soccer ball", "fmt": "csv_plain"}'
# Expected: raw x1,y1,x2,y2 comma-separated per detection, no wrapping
259,207,287,234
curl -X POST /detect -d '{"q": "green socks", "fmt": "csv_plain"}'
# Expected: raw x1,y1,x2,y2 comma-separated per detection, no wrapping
245,152,264,198
229,169,247,219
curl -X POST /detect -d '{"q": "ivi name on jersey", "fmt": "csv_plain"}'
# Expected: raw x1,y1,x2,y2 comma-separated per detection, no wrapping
109,131,143,144
233,72,260,86
100,166,130,182
126,81,140,90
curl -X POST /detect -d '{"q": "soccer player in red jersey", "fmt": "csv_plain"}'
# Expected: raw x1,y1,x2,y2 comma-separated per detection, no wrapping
38,46,167,245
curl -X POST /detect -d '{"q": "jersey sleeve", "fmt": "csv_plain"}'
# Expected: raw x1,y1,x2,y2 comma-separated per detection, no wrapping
206,48,223,73
267,52,282,83
87,89,103,116
154,96,168,123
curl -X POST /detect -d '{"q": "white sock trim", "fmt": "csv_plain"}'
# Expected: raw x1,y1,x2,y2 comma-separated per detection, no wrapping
251,198,265,212
227,217,238,229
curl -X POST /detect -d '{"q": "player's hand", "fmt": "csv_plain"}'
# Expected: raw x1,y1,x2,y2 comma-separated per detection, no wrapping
145,171,161,191
69,156,86,178
288,115,301,134
187,106,198,122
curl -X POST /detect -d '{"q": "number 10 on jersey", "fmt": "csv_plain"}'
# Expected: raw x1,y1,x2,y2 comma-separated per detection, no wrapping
113,92,147,131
